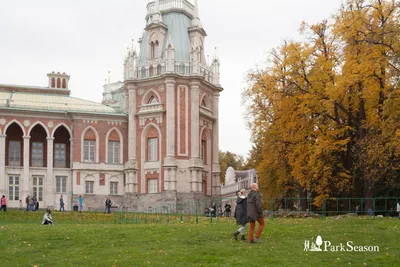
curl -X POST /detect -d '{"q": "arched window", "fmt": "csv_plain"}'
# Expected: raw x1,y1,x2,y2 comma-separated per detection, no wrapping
201,99,206,107
149,66,154,77
57,78,61,88
62,79,67,89
150,42,155,59
51,78,55,88
141,67,146,78
156,64,162,75
148,96,158,104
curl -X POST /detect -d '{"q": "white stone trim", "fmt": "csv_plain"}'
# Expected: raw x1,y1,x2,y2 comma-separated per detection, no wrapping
141,88,162,105
177,85,189,156
140,122,162,194
51,123,72,138
105,127,124,164
27,121,50,137
80,126,100,163
4,119,26,136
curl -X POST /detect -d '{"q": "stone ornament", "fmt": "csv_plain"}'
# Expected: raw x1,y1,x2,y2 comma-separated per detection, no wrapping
138,89,145,95
158,86,165,93
47,121,54,128
0,118,6,125
23,120,31,127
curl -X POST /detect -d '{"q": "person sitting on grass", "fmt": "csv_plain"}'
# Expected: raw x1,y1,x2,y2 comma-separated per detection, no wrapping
42,209,54,225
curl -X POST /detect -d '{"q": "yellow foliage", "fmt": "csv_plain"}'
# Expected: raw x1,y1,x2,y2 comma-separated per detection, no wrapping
243,0,400,200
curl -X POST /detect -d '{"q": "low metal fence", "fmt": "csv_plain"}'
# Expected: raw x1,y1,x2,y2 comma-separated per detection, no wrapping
113,197,400,224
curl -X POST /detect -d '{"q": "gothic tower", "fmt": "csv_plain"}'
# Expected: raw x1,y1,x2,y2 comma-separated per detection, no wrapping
123,0,222,201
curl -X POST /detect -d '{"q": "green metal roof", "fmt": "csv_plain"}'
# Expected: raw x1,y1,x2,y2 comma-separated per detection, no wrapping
0,91,124,115
139,12,192,65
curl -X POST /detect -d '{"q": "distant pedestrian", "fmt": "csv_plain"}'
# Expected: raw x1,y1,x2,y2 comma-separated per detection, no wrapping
32,195,37,211
19,200,22,210
0,195,7,212
78,195,83,212
224,202,232,217
105,197,112,214
247,183,265,244
397,202,400,219
42,209,53,225
59,195,65,212
29,196,34,211
25,195,30,211
233,189,248,241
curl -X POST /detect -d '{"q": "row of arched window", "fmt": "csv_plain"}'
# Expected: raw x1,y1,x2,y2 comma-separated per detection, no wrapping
51,77,67,89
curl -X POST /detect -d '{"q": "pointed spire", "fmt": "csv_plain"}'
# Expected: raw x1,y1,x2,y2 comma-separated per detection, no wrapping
192,0,201,27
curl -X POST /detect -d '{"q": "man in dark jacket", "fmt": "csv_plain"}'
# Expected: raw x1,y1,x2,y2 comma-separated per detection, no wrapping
233,189,248,241
247,183,265,243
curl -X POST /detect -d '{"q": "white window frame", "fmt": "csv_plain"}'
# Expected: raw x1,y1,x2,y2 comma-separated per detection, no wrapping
147,137,158,162
107,141,120,164
148,179,158,194
32,142,44,167
56,176,67,193
84,140,96,162
110,182,118,195
9,141,21,165
55,143,66,167
85,181,94,194
32,176,44,201
8,175,20,201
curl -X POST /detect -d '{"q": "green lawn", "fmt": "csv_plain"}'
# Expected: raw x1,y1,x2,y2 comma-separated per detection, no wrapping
0,211,399,267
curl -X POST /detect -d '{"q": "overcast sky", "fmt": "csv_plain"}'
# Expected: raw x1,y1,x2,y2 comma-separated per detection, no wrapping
0,0,343,158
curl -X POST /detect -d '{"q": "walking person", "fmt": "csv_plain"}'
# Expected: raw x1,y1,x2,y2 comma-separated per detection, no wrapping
25,195,30,211
42,209,54,225
78,195,83,212
247,183,265,244
29,195,34,211
59,195,65,212
397,202,400,219
0,195,7,212
105,197,112,214
233,189,248,241
32,195,37,211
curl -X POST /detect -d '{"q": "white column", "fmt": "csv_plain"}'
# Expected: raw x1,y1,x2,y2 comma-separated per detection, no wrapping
164,78,177,191
212,93,220,163
190,81,200,158
165,78,176,158
46,137,54,208
23,136,30,196
128,85,137,161
0,134,6,194
212,93,221,196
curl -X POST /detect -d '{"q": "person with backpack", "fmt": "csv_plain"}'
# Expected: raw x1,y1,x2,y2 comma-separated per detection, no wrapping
233,189,248,241
0,195,7,212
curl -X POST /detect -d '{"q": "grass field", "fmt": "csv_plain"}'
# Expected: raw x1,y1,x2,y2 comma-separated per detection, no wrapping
0,210,399,267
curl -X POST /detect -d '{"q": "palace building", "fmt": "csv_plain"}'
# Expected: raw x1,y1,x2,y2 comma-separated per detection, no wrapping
0,0,222,211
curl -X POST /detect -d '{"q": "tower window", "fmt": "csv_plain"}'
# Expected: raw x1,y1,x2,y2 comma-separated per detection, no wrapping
148,96,158,104
57,78,61,88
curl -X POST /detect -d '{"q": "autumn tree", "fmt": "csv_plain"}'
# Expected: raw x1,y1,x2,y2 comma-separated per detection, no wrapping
243,0,400,207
